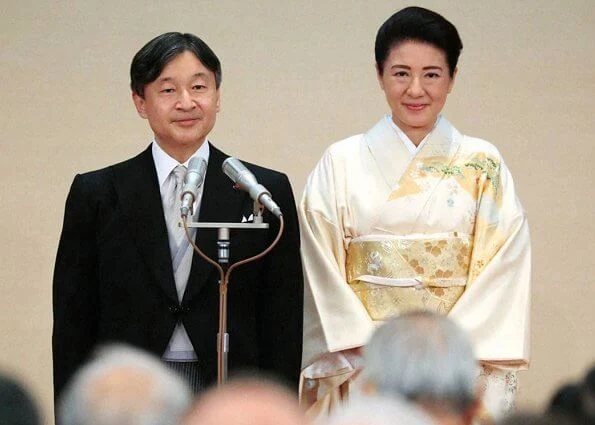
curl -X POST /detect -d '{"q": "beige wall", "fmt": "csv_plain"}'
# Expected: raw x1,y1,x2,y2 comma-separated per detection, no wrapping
1,0,594,422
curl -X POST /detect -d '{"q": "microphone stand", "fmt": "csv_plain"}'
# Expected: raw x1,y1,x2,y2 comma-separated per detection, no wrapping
181,203,284,386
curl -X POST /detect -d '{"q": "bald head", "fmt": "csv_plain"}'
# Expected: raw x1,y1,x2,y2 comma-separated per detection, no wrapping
59,345,192,425
86,366,158,414
184,379,306,425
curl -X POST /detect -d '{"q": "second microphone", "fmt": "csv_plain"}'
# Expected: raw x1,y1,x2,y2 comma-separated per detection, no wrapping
180,157,208,217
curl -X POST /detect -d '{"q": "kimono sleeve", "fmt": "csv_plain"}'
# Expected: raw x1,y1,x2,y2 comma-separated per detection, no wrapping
449,155,531,368
299,148,373,370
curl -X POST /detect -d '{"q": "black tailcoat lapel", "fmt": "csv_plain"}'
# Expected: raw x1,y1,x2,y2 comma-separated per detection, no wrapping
110,146,179,304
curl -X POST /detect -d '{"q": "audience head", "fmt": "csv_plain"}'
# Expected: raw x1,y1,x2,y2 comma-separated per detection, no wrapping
325,395,433,425
548,383,583,418
547,364,595,423
184,376,305,425
0,373,40,425
59,345,192,425
364,310,479,424
498,412,582,425
582,366,595,420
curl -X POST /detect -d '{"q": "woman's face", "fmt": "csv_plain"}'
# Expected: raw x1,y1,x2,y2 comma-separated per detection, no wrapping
377,41,456,142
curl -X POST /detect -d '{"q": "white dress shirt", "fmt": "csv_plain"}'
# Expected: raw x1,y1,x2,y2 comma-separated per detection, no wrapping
152,139,210,361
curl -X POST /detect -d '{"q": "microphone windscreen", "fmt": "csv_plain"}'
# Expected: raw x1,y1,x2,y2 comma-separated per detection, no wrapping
222,157,245,182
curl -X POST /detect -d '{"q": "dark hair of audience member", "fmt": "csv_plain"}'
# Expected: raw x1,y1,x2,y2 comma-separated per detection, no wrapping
581,366,595,420
375,6,462,76
130,32,222,97
499,412,584,425
0,374,41,425
548,383,583,416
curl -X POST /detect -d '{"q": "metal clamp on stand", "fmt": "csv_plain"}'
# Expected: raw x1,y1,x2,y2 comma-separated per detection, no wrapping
217,228,230,265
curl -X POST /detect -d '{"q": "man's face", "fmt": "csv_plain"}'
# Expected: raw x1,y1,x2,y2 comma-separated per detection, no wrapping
133,51,220,157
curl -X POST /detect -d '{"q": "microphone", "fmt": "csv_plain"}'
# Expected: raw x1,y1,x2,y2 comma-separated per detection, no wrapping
180,156,208,217
222,157,282,218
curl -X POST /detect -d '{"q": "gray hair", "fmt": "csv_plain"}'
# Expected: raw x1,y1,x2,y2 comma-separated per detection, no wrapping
323,395,433,425
363,310,477,414
59,345,192,425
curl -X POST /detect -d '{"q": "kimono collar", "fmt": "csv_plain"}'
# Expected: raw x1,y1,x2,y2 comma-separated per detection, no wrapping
416,116,462,159
365,115,462,188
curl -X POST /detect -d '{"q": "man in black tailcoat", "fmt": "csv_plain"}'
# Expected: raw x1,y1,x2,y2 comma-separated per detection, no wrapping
53,32,303,400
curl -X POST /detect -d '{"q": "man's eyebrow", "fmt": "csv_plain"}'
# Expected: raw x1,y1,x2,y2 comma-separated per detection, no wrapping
156,72,209,83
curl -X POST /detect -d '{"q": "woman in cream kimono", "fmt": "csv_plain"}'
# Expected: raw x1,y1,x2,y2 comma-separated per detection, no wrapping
299,6,531,421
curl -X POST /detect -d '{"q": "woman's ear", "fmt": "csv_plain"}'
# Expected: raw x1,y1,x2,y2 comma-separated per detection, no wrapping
447,67,458,93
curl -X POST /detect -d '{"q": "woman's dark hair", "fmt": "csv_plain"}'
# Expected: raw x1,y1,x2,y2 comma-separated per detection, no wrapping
130,32,222,97
375,6,462,76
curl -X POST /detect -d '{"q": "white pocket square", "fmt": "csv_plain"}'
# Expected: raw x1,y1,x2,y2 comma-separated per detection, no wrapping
241,214,254,223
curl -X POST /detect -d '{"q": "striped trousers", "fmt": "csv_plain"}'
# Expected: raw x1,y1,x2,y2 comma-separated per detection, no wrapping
164,361,204,394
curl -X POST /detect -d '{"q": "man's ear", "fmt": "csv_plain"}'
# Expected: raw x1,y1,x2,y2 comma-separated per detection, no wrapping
360,379,377,396
464,379,487,425
463,398,486,425
132,92,148,119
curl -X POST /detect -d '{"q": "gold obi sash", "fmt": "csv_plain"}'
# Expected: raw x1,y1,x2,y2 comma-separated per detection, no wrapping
346,234,472,320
